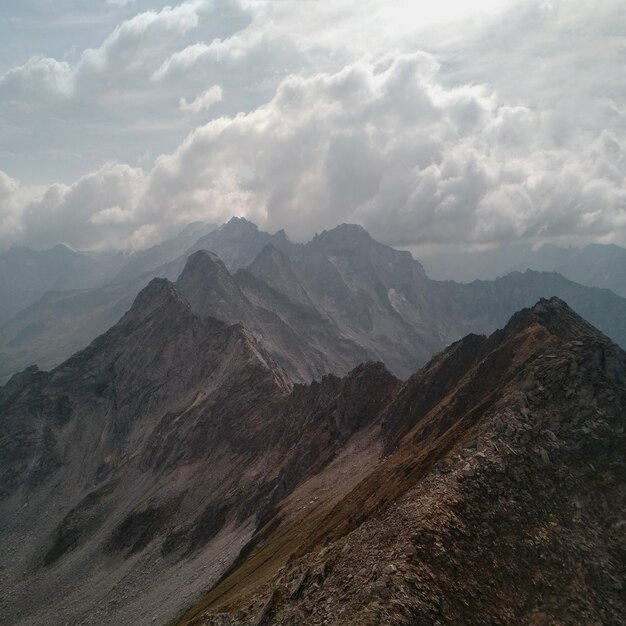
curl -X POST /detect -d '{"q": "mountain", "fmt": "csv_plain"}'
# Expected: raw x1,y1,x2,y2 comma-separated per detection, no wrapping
521,243,626,298
3,293,623,625
176,250,370,382
0,271,175,384
182,217,292,272
277,224,443,376
422,241,626,297
176,298,626,626
430,269,626,347
0,244,114,325
0,276,395,625
2,220,626,385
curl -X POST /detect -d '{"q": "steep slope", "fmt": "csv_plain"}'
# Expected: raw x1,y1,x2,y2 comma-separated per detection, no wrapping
246,244,316,311
0,277,399,626
280,224,443,377
176,250,370,382
0,278,292,625
0,244,113,325
2,220,626,385
179,298,626,626
0,277,146,383
0,220,292,383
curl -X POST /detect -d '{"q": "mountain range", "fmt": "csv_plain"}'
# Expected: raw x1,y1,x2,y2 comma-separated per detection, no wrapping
1,218,625,384
1,277,624,624
422,241,626,297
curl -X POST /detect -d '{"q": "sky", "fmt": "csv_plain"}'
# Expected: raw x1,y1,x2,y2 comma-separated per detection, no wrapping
0,0,624,253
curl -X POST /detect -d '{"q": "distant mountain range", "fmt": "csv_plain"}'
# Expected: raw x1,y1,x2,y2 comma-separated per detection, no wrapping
0,244,116,325
1,219,625,383
421,241,626,297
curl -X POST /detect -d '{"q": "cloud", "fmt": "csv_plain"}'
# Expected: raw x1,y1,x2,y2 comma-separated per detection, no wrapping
136,50,626,248
152,42,209,81
78,3,202,75
0,1,206,104
0,0,624,252
1,163,145,251
179,85,223,113
0,57,73,102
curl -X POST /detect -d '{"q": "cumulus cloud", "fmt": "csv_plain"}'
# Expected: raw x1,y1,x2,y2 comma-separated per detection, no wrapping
0,57,73,102
0,0,624,251
79,3,201,74
179,85,223,113
0,2,206,105
137,52,626,248
0,163,145,251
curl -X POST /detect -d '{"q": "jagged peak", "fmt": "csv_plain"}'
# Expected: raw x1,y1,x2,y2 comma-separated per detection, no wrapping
176,250,237,293
313,223,372,245
181,249,228,274
220,216,259,234
503,296,605,343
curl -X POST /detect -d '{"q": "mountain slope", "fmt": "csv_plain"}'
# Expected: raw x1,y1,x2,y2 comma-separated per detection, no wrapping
176,250,371,382
0,277,397,626
430,269,626,347
422,241,626,297
113,221,217,283
178,298,626,626
182,217,292,272
0,244,113,325
279,224,443,377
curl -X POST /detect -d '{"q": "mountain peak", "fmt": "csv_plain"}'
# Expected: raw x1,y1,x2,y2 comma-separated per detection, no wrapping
504,296,606,343
315,223,371,244
122,277,188,324
176,250,236,301
182,249,227,274
222,216,258,233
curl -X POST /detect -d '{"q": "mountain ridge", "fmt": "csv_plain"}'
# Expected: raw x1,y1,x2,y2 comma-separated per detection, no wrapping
178,297,626,625
1,221,625,387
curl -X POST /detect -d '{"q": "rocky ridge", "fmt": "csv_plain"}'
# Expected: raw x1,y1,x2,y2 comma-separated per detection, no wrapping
177,298,626,626
0,273,396,626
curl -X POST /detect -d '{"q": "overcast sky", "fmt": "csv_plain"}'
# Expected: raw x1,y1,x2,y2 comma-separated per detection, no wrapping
0,0,624,252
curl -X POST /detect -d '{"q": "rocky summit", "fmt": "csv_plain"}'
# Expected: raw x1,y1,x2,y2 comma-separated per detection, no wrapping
1,283,624,625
